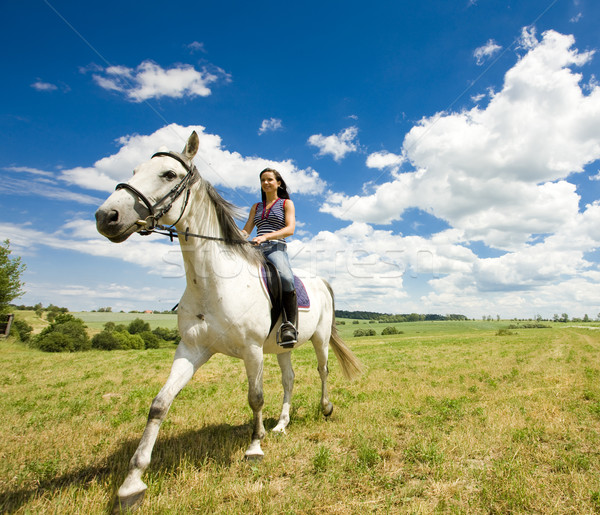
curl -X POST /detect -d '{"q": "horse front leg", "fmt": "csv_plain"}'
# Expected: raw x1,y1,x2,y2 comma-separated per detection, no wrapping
243,346,266,459
273,351,294,433
114,344,212,513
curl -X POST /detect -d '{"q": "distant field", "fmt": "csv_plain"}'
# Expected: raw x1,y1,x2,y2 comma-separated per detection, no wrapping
335,318,517,339
2,321,600,513
72,311,179,332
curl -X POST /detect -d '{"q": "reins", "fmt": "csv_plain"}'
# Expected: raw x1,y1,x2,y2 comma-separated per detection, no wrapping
145,224,251,245
116,151,251,246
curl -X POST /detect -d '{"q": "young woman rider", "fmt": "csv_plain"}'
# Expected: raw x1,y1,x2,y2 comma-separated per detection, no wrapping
241,168,297,345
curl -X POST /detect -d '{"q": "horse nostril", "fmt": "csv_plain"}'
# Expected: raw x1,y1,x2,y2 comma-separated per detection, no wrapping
95,208,120,226
107,210,119,224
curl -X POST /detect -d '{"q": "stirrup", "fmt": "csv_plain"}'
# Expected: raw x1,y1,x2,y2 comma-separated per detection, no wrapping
277,321,297,349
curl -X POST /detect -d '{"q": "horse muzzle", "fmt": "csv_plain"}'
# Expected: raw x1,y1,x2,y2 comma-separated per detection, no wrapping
95,205,141,243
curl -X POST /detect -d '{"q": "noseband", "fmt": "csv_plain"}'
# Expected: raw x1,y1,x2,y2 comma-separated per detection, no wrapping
115,151,199,234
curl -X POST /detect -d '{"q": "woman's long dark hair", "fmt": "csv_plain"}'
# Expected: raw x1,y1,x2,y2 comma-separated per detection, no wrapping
260,168,291,204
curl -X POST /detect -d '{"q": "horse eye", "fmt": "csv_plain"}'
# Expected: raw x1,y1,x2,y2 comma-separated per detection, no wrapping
162,170,177,181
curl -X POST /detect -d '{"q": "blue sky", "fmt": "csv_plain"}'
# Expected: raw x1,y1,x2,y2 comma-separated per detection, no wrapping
2,0,600,318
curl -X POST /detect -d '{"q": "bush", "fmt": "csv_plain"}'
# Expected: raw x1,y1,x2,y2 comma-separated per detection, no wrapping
12,319,33,343
91,330,120,350
92,330,145,350
92,323,176,351
128,318,151,334
103,321,116,331
354,328,376,337
140,330,160,349
152,326,180,344
381,326,399,335
496,328,515,336
113,331,145,350
33,314,90,352
38,332,74,352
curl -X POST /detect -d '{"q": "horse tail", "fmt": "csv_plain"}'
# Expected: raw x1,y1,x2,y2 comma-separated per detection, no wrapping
323,279,364,381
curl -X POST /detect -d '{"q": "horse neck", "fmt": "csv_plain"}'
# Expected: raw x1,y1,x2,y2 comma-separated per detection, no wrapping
175,183,256,286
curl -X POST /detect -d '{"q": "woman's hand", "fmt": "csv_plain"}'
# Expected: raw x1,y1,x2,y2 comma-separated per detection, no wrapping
252,235,268,245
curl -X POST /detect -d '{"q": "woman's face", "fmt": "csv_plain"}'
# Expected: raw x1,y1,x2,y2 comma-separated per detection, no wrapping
260,171,280,194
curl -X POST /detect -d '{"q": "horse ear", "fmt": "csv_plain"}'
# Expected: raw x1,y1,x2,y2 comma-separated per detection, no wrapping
183,131,199,160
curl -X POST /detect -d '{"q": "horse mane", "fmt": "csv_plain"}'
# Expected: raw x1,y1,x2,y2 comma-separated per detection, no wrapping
202,180,264,266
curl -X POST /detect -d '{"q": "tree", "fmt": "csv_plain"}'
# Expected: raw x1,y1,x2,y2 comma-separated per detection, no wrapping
0,240,26,314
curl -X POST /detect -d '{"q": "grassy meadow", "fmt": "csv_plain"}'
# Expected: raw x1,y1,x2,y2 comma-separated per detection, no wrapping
1,316,600,513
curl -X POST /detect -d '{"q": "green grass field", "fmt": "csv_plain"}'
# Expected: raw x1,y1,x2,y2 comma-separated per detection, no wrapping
2,318,600,513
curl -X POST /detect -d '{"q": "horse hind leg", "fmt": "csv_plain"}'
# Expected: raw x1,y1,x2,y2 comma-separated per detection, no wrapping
312,336,334,418
114,344,212,513
273,351,294,433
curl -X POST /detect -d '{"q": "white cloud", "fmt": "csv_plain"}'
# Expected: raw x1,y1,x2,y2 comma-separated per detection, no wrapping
307,126,359,162
474,39,502,65
58,124,326,198
366,151,406,176
31,80,58,91
0,168,104,205
187,41,206,53
258,118,283,135
4,166,54,177
517,26,538,52
92,60,229,101
2,217,209,311
1,220,184,277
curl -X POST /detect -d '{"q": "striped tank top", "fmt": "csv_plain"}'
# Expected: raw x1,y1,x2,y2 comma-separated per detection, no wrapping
254,198,287,241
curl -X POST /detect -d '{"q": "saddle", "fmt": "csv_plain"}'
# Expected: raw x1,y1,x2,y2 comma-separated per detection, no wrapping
260,263,310,339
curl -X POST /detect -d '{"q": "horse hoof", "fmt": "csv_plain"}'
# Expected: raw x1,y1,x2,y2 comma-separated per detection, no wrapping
245,452,264,462
245,438,264,460
272,422,288,434
323,403,334,418
112,489,146,514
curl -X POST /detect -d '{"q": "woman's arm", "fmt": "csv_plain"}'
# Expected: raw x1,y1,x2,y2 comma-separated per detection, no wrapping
241,203,258,239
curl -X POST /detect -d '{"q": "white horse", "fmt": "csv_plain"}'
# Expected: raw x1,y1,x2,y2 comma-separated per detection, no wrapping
95,131,363,511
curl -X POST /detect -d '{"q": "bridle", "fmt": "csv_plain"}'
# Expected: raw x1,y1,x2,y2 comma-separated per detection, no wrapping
115,151,199,235
115,151,250,245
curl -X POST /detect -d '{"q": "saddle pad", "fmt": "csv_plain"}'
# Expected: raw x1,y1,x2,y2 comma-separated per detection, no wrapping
260,266,310,310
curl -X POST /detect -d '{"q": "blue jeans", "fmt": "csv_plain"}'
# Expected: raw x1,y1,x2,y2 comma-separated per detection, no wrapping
260,241,295,292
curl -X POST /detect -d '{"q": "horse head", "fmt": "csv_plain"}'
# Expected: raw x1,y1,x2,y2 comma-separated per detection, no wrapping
95,131,199,242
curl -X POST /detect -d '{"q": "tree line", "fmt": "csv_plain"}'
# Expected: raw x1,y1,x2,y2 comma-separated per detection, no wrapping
335,310,468,322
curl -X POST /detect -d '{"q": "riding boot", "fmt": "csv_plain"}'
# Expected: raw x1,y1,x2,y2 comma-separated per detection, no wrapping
279,290,298,347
